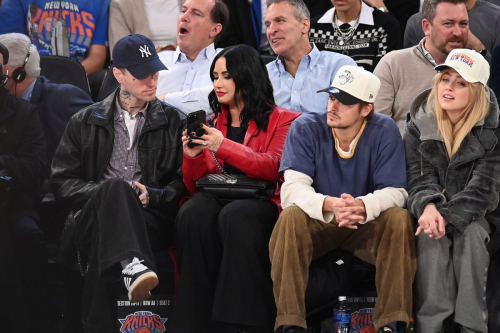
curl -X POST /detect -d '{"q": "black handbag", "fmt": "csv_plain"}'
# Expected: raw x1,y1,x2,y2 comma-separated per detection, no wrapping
195,152,274,201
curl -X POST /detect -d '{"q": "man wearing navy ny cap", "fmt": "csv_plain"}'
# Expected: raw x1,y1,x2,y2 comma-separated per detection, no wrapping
270,66,416,333
51,34,187,331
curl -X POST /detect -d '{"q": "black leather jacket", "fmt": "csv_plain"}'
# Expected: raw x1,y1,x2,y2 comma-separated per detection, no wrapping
50,89,187,217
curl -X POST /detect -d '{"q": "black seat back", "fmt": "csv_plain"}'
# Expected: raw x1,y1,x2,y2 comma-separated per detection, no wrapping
39,55,91,97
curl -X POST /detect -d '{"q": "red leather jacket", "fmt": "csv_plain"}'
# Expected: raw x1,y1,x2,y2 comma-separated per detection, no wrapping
182,105,300,210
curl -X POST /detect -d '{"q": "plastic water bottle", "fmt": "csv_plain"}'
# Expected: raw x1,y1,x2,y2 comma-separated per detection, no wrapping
333,296,351,333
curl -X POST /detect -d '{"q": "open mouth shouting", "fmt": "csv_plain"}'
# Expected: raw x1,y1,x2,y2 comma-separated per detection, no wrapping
179,26,190,36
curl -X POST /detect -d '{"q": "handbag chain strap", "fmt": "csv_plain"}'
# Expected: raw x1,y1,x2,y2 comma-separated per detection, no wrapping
211,152,226,174
211,152,236,180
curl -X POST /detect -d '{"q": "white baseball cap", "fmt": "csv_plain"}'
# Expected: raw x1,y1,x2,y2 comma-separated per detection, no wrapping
317,65,381,105
435,48,490,86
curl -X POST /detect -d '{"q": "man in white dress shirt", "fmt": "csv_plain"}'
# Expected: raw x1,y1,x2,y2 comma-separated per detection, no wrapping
156,0,229,114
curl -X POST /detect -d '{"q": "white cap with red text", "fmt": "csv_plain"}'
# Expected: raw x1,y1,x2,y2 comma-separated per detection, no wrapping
435,48,490,86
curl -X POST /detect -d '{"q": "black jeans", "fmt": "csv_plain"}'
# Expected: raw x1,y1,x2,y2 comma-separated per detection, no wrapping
1,213,43,330
10,216,47,272
169,192,279,333
8,215,48,330
74,178,173,332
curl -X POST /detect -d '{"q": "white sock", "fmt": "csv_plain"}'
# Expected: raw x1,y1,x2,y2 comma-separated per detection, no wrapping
120,258,132,270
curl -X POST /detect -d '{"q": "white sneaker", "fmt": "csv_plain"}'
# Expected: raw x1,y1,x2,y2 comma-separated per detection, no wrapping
121,258,158,303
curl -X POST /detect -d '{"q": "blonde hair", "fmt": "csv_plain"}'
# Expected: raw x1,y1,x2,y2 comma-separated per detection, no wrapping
428,69,490,158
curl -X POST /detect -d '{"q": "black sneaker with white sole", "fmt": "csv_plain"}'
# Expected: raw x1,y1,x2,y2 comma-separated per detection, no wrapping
121,258,159,303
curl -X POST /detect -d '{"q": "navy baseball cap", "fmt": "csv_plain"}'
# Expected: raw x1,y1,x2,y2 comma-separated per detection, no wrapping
112,34,167,80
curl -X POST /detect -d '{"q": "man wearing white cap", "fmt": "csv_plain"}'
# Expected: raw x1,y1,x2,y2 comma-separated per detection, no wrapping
269,65,416,333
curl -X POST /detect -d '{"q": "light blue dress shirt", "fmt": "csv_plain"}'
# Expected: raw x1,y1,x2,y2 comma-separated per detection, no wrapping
157,43,221,114
266,43,356,113
19,78,37,102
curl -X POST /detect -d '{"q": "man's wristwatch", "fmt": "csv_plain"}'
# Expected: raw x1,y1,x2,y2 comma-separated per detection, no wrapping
378,6,389,12
479,48,488,57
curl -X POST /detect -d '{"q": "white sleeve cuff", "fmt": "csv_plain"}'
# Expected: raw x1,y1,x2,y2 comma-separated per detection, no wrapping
357,187,408,223
281,169,334,223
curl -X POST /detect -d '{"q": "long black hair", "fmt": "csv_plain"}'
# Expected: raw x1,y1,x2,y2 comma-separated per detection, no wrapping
209,44,276,133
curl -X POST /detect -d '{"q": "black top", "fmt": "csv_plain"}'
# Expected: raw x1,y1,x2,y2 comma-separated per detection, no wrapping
491,43,500,102
224,126,246,174
309,8,402,72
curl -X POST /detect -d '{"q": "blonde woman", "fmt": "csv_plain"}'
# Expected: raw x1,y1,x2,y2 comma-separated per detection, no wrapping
404,49,500,333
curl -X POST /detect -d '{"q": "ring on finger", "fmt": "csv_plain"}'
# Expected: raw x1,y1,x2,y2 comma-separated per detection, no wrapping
202,141,207,146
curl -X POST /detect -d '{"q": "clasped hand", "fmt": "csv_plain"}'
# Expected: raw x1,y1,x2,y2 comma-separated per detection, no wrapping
181,124,225,158
324,193,366,229
416,204,449,240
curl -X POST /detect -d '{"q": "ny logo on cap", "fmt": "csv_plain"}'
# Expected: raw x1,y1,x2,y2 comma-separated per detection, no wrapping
339,70,354,85
139,45,152,58
450,52,474,68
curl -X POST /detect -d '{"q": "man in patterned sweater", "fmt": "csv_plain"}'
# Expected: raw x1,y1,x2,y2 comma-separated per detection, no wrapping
309,0,402,72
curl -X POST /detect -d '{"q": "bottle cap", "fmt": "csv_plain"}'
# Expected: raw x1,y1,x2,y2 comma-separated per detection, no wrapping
338,296,346,301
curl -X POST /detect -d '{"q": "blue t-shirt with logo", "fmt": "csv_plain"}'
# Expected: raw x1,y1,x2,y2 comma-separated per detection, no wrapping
0,0,110,62
279,112,407,198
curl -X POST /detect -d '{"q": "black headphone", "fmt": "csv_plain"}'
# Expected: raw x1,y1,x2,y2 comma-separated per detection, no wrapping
12,44,31,84
0,42,9,88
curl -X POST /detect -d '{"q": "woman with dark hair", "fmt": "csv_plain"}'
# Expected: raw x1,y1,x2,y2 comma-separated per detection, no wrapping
170,44,300,333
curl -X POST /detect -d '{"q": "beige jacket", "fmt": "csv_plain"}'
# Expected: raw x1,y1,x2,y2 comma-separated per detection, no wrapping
373,41,437,136
108,0,184,57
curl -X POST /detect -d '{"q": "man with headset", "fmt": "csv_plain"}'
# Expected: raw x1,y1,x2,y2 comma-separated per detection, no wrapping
0,33,93,166
0,41,47,331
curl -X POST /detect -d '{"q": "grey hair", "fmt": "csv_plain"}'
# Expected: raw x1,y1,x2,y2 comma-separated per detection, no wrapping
266,0,310,21
0,33,41,78
422,0,467,24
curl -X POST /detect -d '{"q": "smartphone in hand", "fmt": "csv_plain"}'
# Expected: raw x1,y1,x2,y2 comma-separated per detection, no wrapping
186,110,207,148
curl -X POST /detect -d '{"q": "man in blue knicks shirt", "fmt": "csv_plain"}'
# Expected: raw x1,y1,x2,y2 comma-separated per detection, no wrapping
264,0,355,113
269,65,416,333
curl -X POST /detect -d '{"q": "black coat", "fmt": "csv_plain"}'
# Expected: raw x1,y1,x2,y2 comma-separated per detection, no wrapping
0,88,46,222
404,88,500,254
32,76,93,168
219,0,257,50
50,89,187,217
491,43,500,103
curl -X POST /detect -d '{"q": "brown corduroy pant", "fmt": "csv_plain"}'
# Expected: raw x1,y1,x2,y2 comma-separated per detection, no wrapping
269,206,417,331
